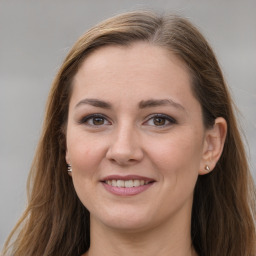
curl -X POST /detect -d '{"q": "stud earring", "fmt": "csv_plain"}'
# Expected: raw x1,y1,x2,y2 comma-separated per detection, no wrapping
205,165,210,172
67,164,72,172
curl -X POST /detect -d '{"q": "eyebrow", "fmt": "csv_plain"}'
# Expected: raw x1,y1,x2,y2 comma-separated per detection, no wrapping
75,98,112,109
138,99,185,111
75,98,185,112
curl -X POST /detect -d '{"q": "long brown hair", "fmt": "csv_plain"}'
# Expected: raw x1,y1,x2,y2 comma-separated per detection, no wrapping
2,11,256,256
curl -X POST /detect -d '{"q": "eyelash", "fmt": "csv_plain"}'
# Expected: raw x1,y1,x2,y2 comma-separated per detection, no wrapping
144,114,177,127
79,114,111,126
78,113,177,127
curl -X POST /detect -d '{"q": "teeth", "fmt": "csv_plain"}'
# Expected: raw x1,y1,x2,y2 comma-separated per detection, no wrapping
134,180,140,187
125,180,133,188
105,179,151,188
116,180,124,187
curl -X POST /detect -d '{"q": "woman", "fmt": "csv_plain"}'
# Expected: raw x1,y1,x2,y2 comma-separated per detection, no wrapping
2,11,256,256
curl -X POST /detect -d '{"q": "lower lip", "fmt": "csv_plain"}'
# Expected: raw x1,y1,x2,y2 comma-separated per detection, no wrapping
102,182,154,196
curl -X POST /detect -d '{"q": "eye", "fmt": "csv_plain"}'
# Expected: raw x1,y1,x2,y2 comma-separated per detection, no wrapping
79,114,111,126
144,114,176,127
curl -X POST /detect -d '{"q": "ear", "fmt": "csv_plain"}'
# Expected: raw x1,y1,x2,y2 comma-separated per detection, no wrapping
199,117,227,175
65,150,72,177
65,149,70,164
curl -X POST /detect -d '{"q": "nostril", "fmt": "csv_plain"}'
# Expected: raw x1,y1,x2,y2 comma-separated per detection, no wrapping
105,135,144,164
109,157,138,166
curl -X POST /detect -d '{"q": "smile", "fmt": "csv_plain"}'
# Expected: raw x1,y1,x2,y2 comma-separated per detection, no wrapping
101,175,155,196
104,179,151,188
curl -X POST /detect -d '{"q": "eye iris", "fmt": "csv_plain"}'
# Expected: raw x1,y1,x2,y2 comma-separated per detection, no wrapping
93,117,104,125
153,117,166,126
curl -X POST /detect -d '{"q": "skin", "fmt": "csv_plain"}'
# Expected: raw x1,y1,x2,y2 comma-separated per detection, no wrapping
65,42,227,256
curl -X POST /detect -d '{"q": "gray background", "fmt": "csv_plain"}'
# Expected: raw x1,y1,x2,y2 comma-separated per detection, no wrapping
1,0,255,248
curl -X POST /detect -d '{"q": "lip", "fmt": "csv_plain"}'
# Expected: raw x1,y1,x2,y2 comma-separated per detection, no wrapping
100,175,155,196
100,175,155,182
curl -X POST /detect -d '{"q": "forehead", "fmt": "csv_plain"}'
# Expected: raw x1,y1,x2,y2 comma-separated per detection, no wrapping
76,42,189,79
71,42,198,110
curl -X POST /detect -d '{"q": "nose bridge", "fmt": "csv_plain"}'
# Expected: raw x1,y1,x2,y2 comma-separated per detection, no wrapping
106,120,143,164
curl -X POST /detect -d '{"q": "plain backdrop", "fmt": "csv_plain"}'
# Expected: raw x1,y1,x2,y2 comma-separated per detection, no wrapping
0,0,255,248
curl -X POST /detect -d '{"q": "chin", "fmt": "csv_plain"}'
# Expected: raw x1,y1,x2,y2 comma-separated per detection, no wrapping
92,207,154,232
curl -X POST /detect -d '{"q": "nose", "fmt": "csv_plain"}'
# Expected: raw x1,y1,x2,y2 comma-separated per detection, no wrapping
106,124,144,166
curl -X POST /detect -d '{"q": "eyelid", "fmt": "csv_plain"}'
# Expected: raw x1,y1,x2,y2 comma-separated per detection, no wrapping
78,113,111,126
78,113,176,127
143,113,177,126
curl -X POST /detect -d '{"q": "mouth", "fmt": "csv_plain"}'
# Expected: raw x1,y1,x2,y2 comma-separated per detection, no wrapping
100,175,155,196
103,179,153,187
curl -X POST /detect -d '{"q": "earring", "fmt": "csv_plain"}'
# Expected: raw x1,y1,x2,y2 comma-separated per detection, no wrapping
67,164,72,172
205,165,210,172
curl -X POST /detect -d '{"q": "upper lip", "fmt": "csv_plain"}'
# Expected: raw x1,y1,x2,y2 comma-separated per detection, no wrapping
101,175,155,182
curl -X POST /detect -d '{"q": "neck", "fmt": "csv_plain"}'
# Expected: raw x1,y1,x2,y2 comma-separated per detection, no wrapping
85,212,197,256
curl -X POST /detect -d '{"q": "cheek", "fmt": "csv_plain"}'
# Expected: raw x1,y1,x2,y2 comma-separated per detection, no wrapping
66,132,104,208
146,129,203,179
140,131,203,221
66,129,106,175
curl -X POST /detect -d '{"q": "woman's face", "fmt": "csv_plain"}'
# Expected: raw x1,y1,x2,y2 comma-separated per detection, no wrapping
66,42,208,232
